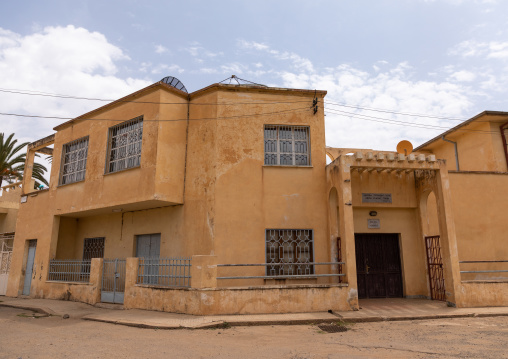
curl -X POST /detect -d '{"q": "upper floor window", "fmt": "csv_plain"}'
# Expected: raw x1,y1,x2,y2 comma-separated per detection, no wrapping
106,116,143,174
59,137,89,185
264,125,310,166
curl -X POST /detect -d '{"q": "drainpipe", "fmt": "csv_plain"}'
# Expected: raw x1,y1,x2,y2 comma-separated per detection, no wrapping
442,136,459,171
500,121,508,170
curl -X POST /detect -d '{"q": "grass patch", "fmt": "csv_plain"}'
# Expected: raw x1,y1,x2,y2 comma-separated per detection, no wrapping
17,312,51,319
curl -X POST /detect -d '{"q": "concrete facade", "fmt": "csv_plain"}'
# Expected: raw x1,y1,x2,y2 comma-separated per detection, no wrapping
0,182,22,248
5,79,508,314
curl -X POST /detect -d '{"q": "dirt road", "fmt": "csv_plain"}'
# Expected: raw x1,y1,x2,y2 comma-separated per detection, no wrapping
0,306,507,358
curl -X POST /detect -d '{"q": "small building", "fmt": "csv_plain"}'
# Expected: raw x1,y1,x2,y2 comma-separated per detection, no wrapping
0,181,21,295
5,77,508,314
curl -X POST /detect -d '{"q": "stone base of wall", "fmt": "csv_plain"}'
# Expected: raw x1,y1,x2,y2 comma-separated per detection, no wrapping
124,284,353,315
458,281,508,307
35,281,100,305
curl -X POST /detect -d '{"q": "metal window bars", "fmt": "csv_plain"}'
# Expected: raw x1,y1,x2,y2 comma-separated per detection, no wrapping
266,229,314,276
60,137,89,185
82,237,105,261
137,257,192,287
106,116,143,174
0,247,12,275
217,262,345,280
459,260,508,275
48,259,91,283
264,125,310,166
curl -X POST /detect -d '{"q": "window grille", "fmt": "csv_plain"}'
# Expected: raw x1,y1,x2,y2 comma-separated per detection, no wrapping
48,260,90,283
59,137,89,185
82,237,105,261
106,116,143,174
266,229,314,276
264,125,310,166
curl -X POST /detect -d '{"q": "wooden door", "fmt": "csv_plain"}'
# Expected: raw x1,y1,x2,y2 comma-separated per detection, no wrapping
355,234,403,299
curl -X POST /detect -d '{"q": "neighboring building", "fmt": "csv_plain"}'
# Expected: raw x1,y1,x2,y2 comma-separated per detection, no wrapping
5,77,508,314
0,181,21,295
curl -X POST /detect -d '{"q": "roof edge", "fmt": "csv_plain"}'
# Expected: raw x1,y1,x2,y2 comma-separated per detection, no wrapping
53,81,189,131
415,110,508,151
189,83,327,100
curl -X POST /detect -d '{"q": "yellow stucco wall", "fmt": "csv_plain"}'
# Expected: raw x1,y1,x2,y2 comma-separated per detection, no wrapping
0,186,21,239
421,114,508,172
7,83,338,312
7,85,508,312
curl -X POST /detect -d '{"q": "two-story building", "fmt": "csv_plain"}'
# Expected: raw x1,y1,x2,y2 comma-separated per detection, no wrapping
5,77,508,314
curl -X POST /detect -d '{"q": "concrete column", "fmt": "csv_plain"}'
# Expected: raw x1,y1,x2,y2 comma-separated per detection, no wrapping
336,156,359,310
190,255,217,289
22,149,36,194
122,257,139,308
90,258,103,304
434,167,463,306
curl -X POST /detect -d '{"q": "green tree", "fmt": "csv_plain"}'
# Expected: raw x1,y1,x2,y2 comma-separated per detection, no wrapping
0,133,49,189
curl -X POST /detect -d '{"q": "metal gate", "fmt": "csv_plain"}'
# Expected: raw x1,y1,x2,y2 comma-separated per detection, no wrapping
101,259,126,304
425,235,446,301
0,242,12,295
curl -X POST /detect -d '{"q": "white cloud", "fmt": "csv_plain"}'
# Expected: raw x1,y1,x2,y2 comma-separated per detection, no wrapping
449,40,508,59
221,62,248,75
183,44,223,58
449,70,476,82
0,25,150,144
155,44,168,54
239,40,314,73
275,61,473,150
150,63,184,75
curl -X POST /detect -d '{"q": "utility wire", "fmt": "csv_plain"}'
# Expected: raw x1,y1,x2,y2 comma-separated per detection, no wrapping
0,87,485,123
0,88,311,106
0,87,503,133
324,100,467,121
0,106,311,123
325,109,501,134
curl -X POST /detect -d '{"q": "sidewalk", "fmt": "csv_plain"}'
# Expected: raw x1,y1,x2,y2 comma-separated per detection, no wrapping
1,296,508,329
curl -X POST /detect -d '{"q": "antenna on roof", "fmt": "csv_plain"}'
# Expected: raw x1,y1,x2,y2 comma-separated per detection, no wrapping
160,76,188,93
218,75,267,87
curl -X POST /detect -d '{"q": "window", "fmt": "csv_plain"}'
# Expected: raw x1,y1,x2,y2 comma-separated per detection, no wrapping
59,137,89,185
106,116,143,174
136,234,161,285
82,237,105,261
264,125,310,166
265,229,314,276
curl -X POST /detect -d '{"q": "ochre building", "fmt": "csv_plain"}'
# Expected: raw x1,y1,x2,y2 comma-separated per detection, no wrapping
5,78,508,314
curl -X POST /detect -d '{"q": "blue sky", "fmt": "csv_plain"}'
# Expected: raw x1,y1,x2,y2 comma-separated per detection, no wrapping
1,0,508,158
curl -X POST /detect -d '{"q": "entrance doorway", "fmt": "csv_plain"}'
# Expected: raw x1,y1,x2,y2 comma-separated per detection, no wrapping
22,240,37,296
355,233,403,299
101,259,126,304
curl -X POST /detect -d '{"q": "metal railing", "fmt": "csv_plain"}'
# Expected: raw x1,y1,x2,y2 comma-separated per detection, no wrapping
48,259,91,283
459,260,508,274
217,262,345,280
137,257,192,288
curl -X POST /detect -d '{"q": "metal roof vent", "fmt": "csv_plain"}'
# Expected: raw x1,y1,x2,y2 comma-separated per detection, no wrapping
160,76,188,93
219,75,266,87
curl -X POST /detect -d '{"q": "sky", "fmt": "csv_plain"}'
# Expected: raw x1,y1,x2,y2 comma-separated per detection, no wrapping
1,0,508,167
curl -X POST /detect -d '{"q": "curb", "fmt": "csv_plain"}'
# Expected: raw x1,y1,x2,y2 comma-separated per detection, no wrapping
82,316,227,330
3,301,508,329
0,303,55,316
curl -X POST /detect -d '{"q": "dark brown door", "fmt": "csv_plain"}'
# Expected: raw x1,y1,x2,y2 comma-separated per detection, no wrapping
355,233,403,299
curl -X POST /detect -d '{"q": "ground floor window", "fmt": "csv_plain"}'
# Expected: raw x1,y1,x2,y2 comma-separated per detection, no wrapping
82,237,105,261
265,229,314,276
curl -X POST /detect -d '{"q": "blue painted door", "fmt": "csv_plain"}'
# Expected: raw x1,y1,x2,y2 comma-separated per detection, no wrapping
22,240,37,296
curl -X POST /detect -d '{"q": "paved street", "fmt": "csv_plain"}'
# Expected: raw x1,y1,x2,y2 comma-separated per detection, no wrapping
1,306,507,359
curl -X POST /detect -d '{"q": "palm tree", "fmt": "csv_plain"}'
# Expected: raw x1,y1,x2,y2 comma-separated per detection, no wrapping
0,133,49,189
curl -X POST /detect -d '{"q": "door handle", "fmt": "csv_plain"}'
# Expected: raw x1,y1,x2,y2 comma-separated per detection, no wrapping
365,265,370,273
